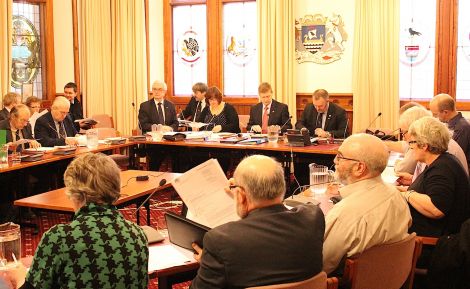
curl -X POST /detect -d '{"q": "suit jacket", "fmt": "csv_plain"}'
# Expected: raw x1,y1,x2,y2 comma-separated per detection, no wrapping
138,99,179,133
0,119,33,151
0,108,9,122
247,100,292,133
69,97,84,131
34,111,78,147
295,102,348,138
190,204,325,289
181,96,206,121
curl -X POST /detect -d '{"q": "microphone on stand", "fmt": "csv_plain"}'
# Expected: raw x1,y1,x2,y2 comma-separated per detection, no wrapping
279,116,293,133
365,112,382,134
134,178,167,214
132,102,143,135
133,177,168,243
342,117,349,140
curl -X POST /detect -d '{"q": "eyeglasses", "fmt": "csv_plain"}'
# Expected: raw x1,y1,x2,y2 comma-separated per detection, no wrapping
408,140,418,146
335,154,361,163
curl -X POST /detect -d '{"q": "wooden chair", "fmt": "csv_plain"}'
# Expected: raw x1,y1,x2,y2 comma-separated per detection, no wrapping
342,233,422,289
92,114,114,128
246,271,338,289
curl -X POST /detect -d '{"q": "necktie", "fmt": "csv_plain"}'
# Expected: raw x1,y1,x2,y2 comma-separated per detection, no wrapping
14,130,24,151
316,113,324,129
58,121,66,139
262,106,269,133
194,101,202,121
157,103,164,124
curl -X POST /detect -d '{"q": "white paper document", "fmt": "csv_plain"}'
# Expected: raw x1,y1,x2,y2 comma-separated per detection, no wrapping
147,244,193,272
171,158,240,228
381,166,399,184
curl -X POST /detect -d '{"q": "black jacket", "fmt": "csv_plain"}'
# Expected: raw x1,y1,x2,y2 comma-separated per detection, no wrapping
138,99,179,133
34,111,78,146
295,102,348,137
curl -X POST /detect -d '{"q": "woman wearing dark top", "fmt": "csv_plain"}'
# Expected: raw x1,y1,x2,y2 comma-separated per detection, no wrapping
196,86,240,133
403,116,470,238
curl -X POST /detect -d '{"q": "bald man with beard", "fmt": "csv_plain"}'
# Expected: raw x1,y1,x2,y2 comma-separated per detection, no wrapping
323,134,411,275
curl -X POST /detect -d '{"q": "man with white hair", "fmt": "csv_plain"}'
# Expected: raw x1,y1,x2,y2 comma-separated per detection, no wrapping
323,134,411,275
35,96,78,147
190,155,325,288
430,93,470,170
138,80,178,133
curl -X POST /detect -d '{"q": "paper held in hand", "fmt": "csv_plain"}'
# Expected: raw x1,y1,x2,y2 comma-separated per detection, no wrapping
171,158,239,228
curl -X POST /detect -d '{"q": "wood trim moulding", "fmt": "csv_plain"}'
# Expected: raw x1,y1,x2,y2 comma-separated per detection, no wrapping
296,93,353,111
170,0,206,5
45,0,56,102
163,0,175,97
207,0,223,89
434,0,458,97
71,0,80,100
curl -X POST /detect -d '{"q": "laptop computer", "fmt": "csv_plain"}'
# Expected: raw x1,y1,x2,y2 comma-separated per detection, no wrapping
165,211,210,251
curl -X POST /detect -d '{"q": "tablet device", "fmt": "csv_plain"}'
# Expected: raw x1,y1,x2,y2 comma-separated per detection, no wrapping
165,211,210,251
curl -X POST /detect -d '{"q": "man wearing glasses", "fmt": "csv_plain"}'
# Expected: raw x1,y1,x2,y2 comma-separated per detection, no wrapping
35,96,78,147
0,104,41,151
322,133,411,275
190,155,325,289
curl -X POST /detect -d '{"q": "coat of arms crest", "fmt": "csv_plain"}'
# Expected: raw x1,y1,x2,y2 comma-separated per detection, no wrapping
295,14,348,64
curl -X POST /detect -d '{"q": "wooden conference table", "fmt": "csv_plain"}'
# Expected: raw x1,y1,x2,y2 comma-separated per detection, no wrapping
0,141,135,174
14,170,179,225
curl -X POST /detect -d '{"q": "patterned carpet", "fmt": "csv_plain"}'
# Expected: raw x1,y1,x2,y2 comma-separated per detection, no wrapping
19,190,190,289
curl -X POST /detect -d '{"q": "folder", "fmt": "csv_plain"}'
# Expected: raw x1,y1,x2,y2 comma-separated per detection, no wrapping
165,211,210,251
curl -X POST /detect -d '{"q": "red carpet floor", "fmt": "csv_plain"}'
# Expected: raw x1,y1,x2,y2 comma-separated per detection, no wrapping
19,190,190,289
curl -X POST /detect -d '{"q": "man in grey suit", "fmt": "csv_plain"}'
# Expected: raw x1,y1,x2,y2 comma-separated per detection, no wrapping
190,155,325,289
138,80,179,133
247,82,292,134
296,89,348,138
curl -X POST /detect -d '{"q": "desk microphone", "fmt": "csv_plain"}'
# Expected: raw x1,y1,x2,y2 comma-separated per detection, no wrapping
134,178,167,214
380,128,402,141
343,117,349,139
279,116,293,133
365,112,382,134
132,102,143,135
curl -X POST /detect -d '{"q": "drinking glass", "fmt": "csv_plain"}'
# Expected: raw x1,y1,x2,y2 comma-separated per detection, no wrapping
0,145,8,168
86,129,99,149
267,125,280,143
0,222,21,270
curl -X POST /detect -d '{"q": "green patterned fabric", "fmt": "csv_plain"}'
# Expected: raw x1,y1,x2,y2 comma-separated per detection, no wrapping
26,203,149,289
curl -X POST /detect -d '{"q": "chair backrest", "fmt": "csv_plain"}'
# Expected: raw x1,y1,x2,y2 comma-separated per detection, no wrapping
92,114,114,128
96,127,117,139
246,271,331,289
344,233,420,289
239,114,250,133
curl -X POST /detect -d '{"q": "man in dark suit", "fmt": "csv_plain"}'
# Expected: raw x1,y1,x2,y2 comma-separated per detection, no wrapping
190,155,325,289
0,104,41,151
181,82,208,121
138,80,179,133
63,82,89,131
35,96,78,147
0,92,20,121
247,82,292,133
296,89,348,138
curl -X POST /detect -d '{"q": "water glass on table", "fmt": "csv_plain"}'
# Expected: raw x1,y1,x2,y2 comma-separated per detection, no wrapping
0,223,21,271
267,125,280,143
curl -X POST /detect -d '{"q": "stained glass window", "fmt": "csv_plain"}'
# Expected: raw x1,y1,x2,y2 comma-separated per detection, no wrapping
456,0,470,100
11,2,44,100
399,0,436,100
223,1,258,97
172,4,207,96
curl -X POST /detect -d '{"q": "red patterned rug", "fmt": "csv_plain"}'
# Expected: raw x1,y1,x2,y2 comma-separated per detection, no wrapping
20,190,190,289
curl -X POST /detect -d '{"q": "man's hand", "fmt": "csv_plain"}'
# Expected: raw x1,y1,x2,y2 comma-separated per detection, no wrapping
29,140,41,149
161,125,174,133
224,178,236,199
212,125,222,133
65,137,78,146
250,125,262,133
314,128,329,138
192,243,203,263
